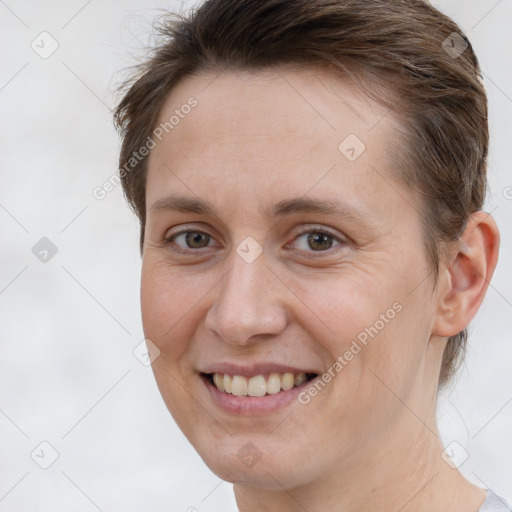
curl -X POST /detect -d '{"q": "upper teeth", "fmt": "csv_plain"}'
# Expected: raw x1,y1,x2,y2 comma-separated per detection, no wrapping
212,372,307,396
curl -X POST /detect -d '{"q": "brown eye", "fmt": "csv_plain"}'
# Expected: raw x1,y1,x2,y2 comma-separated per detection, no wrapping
307,232,334,251
168,231,213,249
293,230,342,253
185,232,210,248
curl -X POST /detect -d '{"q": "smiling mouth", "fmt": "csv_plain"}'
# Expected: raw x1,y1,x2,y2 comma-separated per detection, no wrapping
201,372,318,396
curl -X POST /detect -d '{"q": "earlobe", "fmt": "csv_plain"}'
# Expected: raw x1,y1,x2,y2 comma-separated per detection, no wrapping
432,211,500,337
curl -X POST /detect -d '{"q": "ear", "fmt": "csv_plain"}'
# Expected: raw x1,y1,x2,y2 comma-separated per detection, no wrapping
432,211,500,337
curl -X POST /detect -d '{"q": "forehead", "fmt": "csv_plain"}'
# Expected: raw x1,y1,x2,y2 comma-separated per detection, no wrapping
146,67,413,224
153,66,397,156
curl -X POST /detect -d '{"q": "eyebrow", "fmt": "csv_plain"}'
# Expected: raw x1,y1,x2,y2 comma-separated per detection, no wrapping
149,194,372,223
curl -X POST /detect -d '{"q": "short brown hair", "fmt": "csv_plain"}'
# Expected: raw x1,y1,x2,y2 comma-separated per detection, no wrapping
114,0,488,388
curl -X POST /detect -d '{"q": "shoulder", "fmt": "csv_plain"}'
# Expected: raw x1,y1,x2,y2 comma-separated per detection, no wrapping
479,490,512,512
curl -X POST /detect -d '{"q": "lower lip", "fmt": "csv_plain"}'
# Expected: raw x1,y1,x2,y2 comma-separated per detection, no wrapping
201,374,314,415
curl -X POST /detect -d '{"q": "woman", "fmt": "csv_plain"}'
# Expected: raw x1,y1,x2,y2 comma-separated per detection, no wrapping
114,0,511,509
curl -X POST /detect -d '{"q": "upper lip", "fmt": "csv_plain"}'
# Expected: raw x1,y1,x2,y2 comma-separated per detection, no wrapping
200,362,318,378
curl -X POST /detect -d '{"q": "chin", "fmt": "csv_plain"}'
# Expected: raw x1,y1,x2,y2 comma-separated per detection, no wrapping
192,435,321,491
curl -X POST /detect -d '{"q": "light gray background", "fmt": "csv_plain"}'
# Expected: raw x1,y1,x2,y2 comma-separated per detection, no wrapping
1,1,511,510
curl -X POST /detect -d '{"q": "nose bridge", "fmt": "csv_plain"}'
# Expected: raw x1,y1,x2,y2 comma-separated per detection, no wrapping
204,248,287,345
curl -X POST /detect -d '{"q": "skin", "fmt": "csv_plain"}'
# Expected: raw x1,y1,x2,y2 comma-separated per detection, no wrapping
141,67,499,511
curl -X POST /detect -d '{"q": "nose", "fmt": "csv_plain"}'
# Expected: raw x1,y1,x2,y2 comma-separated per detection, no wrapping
204,248,288,346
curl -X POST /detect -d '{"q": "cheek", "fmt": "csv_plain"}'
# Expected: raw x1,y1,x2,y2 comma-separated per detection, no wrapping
140,265,208,432
293,272,399,354
140,263,202,359
302,265,433,390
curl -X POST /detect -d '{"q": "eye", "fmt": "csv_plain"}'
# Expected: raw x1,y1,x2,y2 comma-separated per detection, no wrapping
165,230,217,250
163,226,347,255
291,228,345,253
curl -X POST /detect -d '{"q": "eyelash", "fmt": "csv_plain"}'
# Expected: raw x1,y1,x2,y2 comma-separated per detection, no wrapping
163,226,348,257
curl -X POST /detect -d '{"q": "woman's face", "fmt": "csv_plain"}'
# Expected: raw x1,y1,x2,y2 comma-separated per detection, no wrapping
141,68,444,490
